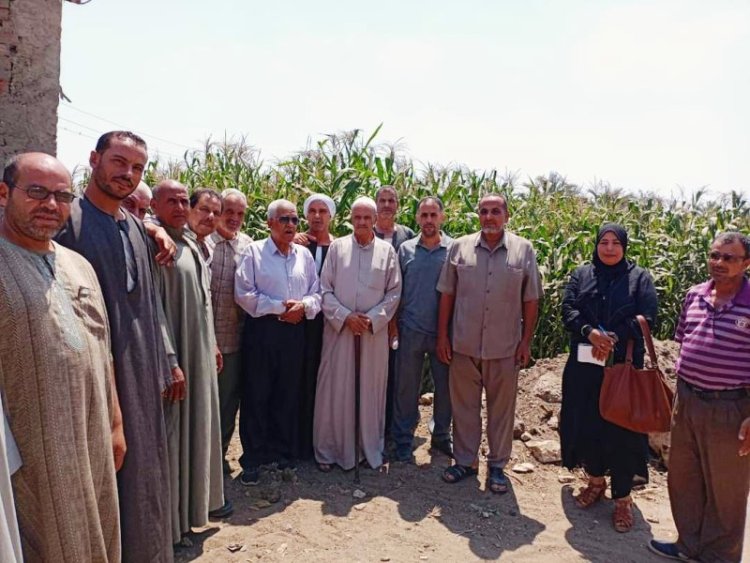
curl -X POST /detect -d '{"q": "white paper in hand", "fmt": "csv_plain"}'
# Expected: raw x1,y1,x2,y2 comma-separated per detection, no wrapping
577,344,605,366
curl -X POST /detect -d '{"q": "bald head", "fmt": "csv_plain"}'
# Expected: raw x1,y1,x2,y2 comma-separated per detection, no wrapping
0,152,74,251
3,152,71,189
122,181,153,220
151,179,189,229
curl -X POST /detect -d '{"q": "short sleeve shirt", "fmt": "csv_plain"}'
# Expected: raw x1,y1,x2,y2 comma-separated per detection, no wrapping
675,278,750,390
437,231,543,360
398,233,452,335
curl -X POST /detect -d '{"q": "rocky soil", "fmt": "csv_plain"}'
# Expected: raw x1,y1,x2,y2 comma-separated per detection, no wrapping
175,341,749,562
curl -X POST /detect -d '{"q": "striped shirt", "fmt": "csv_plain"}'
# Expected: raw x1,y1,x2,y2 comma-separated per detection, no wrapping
675,278,750,390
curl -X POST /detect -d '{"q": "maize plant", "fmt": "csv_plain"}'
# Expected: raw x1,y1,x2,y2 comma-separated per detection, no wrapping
141,127,749,360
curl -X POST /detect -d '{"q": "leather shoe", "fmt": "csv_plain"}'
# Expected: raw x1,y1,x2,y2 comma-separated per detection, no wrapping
208,500,234,519
430,438,453,458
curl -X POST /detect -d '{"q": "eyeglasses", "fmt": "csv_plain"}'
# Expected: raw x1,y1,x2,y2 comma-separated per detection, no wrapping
13,184,76,204
708,251,747,263
277,215,299,225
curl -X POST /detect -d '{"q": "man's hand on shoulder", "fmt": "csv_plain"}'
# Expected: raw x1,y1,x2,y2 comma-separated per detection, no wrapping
293,233,315,247
144,222,177,266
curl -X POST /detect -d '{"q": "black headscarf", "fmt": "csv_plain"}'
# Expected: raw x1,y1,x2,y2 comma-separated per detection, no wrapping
593,223,629,281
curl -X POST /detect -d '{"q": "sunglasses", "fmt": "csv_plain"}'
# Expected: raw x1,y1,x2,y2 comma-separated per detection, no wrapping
276,215,299,225
708,251,747,264
13,184,76,204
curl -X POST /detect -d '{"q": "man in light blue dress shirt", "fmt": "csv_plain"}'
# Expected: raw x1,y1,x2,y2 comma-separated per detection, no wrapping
235,199,321,485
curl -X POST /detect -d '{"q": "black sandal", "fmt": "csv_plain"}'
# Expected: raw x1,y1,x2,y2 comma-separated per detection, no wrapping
442,464,478,484
488,467,509,494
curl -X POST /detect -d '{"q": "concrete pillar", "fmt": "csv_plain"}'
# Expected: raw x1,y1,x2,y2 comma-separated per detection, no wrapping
0,0,62,164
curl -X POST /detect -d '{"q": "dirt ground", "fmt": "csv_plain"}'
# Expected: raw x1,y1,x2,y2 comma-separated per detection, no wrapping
176,342,750,562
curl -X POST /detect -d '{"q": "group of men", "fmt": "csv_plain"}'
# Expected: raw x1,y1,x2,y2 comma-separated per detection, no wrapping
0,129,748,563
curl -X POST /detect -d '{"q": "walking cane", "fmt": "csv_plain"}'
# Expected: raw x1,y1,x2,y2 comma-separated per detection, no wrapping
354,333,362,484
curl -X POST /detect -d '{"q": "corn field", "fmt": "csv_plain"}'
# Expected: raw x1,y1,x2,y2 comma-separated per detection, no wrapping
143,126,749,360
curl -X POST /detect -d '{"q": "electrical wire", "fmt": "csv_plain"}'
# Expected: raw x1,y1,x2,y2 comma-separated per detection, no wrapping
60,101,195,151
58,123,184,161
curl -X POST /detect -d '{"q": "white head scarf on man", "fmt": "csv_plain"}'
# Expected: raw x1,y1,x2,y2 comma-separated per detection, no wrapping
303,194,336,218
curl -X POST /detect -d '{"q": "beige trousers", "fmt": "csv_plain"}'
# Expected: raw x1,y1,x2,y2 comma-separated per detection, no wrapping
449,353,518,468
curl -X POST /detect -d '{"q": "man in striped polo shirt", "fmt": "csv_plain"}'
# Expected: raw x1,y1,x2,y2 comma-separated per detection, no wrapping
650,232,750,563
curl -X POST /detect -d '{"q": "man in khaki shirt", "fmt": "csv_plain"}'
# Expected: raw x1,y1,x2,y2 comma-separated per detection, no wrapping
437,193,542,494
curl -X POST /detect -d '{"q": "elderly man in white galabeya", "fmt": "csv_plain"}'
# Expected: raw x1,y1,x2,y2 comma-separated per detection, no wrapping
313,196,402,472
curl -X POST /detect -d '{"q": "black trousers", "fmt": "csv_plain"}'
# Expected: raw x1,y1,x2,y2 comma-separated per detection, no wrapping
239,315,305,470
384,348,396,440
296,313,323,459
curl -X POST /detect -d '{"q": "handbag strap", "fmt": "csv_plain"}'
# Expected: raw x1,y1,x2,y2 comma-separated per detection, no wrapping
625,338,634,364
636,315,659,369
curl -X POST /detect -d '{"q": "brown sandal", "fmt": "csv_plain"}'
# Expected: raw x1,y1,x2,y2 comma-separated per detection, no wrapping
575,479,606,508
613,496,634,533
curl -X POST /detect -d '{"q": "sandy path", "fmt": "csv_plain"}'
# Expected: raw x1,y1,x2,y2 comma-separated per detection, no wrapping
175,422,747,562
175,346,750,562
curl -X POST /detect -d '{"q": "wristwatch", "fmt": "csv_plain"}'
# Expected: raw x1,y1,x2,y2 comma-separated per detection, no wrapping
581,324,594,338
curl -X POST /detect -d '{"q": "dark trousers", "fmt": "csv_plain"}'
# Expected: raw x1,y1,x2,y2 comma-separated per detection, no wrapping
218,351,242,458
297,313,323,459
669,380,750,562
239,316,305,470
385,348,396,439
391,328,451,447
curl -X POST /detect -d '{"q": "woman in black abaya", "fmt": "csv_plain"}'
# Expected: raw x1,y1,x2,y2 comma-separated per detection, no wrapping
559,223,658,533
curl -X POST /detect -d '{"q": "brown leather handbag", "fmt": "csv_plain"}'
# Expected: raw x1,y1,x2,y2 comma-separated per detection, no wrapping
599,315,675,433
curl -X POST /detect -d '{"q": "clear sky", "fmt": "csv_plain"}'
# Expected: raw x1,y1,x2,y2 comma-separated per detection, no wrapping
57,0,749,197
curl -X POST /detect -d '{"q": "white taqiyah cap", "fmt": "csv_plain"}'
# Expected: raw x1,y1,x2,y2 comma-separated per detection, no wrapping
303,193,336,218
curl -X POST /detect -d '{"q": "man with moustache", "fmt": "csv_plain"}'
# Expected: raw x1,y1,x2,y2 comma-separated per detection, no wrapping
313,197,401,471
650,233,750,562
187,188,222,261
56,131,176,561
205,189,252,473
391,197,454,462
437,194,542,494
0,153,122,561
150,180,229,540
374,185,415,250
374,185,415,437
234,199,320,485
122,180,153,220
294,193,336,458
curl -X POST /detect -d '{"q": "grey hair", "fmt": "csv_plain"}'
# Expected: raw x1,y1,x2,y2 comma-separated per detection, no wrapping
351,196,377,214
375,185,398,202
713,231,750,258
221,188,247,205
2,154,21,187
267,198,296,220
134,181,152,199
